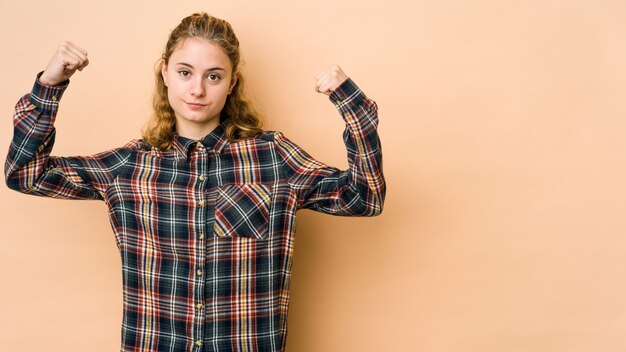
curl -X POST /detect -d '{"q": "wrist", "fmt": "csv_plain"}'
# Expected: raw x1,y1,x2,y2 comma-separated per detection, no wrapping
31,72,69,108
38,77,57,87
38,72,59,87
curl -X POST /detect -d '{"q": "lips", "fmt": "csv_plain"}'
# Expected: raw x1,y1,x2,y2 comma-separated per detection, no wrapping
185,101,206,110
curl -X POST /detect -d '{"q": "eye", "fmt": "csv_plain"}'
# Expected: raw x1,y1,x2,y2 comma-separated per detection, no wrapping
207,73,221,81
178,69,191,78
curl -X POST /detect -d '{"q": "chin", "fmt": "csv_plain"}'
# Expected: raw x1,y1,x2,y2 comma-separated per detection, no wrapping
187,115,218,124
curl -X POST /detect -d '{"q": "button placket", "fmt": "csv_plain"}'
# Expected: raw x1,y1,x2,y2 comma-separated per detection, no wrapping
192,143,208,348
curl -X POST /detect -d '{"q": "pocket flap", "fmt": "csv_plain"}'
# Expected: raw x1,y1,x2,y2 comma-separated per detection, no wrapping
214,183,272,239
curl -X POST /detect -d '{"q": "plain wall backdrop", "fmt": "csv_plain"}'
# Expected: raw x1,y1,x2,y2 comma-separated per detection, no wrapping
2,0,626,351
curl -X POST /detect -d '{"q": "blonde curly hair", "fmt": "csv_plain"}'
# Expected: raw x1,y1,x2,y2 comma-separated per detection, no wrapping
143,13,263,150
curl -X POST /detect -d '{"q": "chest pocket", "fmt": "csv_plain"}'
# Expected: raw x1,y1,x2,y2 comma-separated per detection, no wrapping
213,183,272,240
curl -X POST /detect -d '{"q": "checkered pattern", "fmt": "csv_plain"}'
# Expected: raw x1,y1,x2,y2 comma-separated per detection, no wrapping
5,74,385,352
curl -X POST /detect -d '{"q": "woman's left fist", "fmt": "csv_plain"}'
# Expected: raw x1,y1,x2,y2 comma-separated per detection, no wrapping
315,64,349,95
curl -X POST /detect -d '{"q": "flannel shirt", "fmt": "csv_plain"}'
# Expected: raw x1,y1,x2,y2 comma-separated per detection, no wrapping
5,75,385,352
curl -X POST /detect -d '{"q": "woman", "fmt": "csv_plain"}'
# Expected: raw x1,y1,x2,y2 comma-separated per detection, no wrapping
5,12,385,352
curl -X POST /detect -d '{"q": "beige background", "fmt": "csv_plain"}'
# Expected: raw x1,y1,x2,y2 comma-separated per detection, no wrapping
1,0,626,351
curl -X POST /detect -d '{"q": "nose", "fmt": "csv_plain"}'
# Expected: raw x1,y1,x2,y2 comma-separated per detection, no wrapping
190,77,206,97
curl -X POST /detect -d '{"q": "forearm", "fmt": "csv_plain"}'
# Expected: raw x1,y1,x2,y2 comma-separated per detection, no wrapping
329,79,386,215
4,74,130,200
5,74,69,193
277,79,386,217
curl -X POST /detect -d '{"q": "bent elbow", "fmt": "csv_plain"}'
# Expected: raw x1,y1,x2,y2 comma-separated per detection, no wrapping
5,169,21,191
5,164,42,195
365,197,384,217
5,173,34,194
368,180,386,217
358,188,385,217
371,202,384,216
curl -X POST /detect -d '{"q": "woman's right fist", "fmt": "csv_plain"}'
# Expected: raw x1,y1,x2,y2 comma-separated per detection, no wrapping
38,41,89,86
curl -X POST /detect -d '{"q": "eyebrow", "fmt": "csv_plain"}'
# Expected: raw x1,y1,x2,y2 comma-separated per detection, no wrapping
174,62,226,72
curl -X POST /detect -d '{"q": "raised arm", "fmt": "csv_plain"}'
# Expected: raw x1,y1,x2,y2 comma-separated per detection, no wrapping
4,42,132,200
275,65,385,216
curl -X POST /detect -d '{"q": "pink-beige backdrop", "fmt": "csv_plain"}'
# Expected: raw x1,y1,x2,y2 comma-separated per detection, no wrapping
2,1,626,351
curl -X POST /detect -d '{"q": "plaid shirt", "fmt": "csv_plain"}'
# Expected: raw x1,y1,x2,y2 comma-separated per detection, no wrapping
5,75,385,352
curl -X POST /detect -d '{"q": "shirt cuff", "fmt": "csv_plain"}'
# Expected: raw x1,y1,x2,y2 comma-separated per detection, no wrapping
29,71,70,111
329,78,366,107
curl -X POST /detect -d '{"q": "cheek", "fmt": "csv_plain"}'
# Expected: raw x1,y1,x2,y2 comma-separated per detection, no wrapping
212,84,231,100
166,82,185,100
212,92,230,110
165,87,184,113
165,88,176,105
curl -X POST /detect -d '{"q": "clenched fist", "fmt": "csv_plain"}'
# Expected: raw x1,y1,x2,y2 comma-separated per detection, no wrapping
315,64,349,96
39,41,89,86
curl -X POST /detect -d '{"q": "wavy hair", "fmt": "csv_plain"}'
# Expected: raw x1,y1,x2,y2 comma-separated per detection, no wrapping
143,13,263,150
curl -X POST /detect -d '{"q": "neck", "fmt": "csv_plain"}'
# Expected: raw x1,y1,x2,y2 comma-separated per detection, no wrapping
175,120,220,141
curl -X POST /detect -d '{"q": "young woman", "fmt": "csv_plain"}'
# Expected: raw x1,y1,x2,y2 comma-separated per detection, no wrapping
5,12,385,352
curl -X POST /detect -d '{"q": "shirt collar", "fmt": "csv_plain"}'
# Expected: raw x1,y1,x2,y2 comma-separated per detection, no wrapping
170,120,230,160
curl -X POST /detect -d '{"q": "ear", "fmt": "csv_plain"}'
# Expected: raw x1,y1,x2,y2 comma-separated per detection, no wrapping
228,72,238,95
160,59,168,87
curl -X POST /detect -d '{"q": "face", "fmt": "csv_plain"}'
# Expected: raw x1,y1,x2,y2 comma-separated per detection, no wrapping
161,37,237,139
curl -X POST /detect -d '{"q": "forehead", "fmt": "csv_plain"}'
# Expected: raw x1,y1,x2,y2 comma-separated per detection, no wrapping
170,37,232,70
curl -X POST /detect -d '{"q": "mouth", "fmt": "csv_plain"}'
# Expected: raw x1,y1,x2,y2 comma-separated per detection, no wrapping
185,101,207,109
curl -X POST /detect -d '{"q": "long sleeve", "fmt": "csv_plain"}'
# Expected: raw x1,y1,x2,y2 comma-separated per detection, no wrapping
4,75,134,200
274,78,386,216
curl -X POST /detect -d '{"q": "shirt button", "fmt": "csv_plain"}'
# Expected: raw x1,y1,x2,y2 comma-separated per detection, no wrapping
199,175,205,181
198,233,205,240
195,340,203,347
197,269,203,276
196,142,204,149
198,200,206,207
196,303,204,309
51,95,57,101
